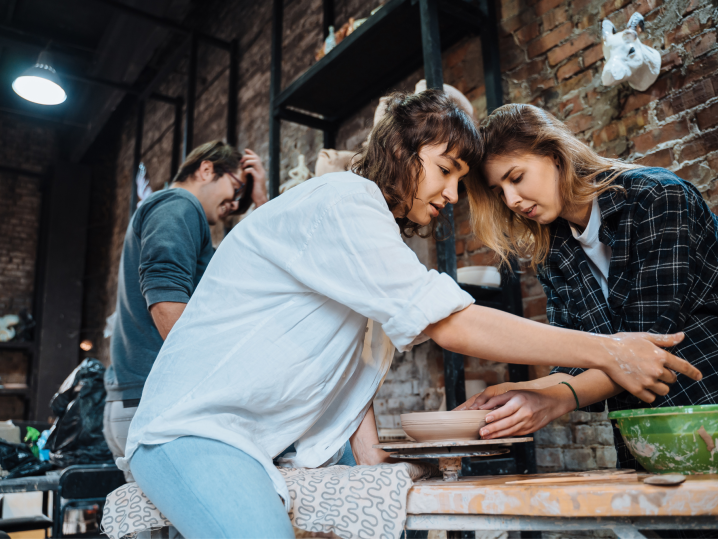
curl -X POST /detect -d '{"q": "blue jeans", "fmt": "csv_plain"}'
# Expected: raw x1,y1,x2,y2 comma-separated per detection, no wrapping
131,436,295,538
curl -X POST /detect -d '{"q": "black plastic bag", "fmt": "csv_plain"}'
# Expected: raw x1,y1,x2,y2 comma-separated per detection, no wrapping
45,358,114,468
0,440,53,479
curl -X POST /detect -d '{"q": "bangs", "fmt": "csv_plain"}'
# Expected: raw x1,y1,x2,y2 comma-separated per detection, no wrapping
424,108,482,172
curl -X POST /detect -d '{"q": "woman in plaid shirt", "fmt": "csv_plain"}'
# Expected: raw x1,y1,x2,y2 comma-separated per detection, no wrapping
459,104,717,472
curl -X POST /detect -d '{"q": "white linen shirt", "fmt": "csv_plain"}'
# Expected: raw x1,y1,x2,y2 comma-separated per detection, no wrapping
569,197,612,300
118,172,474,507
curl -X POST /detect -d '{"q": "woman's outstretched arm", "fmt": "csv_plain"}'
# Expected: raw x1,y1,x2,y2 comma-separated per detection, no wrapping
424,304,701,403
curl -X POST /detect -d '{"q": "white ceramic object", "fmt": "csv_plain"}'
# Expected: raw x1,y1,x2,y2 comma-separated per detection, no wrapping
401,410,490,442
457,266,501,288
601,13,661,92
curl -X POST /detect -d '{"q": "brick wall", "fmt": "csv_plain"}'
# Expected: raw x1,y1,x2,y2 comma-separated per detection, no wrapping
0,116,57,418
85,0,718,480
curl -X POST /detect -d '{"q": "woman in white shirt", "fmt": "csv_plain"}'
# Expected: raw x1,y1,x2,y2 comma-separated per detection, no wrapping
121,92,700,538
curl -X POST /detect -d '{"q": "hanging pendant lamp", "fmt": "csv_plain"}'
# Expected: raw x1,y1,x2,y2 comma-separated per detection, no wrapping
12,51,67,105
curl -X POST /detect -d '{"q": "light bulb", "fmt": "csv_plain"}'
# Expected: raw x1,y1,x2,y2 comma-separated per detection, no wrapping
12,75,66,105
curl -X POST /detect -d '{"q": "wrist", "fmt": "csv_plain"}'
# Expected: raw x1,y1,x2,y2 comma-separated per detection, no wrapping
553,383,580,415
581,333,610,370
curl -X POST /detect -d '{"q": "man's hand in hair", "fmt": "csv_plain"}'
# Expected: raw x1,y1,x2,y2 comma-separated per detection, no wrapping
242,149,268,208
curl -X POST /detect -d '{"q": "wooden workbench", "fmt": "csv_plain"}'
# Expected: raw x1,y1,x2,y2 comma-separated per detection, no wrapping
406,473,718,538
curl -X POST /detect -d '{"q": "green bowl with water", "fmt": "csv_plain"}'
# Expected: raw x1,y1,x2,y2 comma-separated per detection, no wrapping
609,405,718,474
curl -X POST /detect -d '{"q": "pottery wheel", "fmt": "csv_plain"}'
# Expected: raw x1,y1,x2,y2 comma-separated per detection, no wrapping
373,437,533,482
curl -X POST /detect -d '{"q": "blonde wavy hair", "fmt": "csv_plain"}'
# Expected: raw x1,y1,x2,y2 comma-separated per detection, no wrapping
466,104,640,269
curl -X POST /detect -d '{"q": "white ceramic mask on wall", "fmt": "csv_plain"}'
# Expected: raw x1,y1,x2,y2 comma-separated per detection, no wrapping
601,13,661,92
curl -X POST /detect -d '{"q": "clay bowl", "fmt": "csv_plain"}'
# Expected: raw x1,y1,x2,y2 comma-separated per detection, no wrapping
400,410,490,442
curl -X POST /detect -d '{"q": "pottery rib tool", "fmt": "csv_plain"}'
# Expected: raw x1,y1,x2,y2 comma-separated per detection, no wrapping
505,471,638,485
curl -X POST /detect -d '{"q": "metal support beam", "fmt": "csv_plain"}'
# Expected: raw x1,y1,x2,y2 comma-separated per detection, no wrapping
171,97,183,182
131,99,145,219
87,0,231,51
184,33,198,159
322,0,334,39
478,0,503,113
420,0,466,416
227,39,239,147
277,108,336,133
268,0,283,200
323,130,335,151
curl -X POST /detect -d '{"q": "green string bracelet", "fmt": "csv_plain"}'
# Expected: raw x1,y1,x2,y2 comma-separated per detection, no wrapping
559,381,580,411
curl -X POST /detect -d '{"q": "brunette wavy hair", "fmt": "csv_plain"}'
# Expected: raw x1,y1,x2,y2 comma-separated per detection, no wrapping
352,89,482,238
466,104,640,269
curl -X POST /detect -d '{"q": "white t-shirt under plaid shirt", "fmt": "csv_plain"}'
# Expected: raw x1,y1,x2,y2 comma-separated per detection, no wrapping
117,171,474,507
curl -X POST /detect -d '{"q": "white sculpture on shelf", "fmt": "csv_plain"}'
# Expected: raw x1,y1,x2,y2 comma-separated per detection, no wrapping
0,315,20,343
280,154,312,194
601,13,661,92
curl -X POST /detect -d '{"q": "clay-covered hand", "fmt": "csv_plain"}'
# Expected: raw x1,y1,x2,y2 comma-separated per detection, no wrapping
401,461,440,481
241,149,268,208
595,332,701,403
476,387,572,440
453,382,518,411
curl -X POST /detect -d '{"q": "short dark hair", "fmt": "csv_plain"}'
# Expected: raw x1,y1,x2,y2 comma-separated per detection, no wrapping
352,89,481,238
173,140,242,183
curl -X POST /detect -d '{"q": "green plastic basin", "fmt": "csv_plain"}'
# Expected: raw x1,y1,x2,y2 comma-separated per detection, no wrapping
609,405,718,474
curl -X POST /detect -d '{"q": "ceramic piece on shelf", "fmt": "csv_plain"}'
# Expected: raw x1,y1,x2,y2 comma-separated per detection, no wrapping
601,13,660,92
0,315,20,343
414,79,475,120
280,154,312,194
644,474,686,486
315,149,356,176
457,266,501,288
400,410,490,442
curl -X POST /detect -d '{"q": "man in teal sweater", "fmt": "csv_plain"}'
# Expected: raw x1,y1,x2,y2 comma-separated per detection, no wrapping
103,141,267,463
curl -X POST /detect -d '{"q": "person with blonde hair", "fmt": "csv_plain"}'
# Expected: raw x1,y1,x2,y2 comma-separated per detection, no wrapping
459,103,718,474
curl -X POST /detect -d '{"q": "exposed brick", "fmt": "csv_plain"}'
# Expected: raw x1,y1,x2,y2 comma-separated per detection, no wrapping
501,9,538,36
542,7,568,30
697,102,718,131
622,76,671,114
501,37,526,71
565,112,593,133
547,31,595,66
469,250,500,266
660,50,683,73
571,0,592,15
660,79,717,120
524,295,548,318
596,445,618,468
559,95,584,116
681,130,718,161
530,74,557,92
534,0,564,17
688,30,717,58
535,426,572,445
556,69,594,96
596,423,615,445
685,51,718,86
455,239,465,256
528,22,574,58
515,22,540,45
536,447,564,468
508,58,546,82
675,162,706,182
466,236,483,252
636,148,674,168
583,44,603,67
684,0,701,15
631,119,691,154
665,14,703,46
574,424,597,445
557,57,582,80
564,448,597,471
599,0,632,19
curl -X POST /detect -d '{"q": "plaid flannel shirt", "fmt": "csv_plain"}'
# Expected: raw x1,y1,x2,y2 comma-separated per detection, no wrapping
539,167,718,469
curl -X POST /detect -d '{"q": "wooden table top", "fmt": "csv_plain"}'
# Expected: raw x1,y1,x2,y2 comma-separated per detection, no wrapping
407,473,718,518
